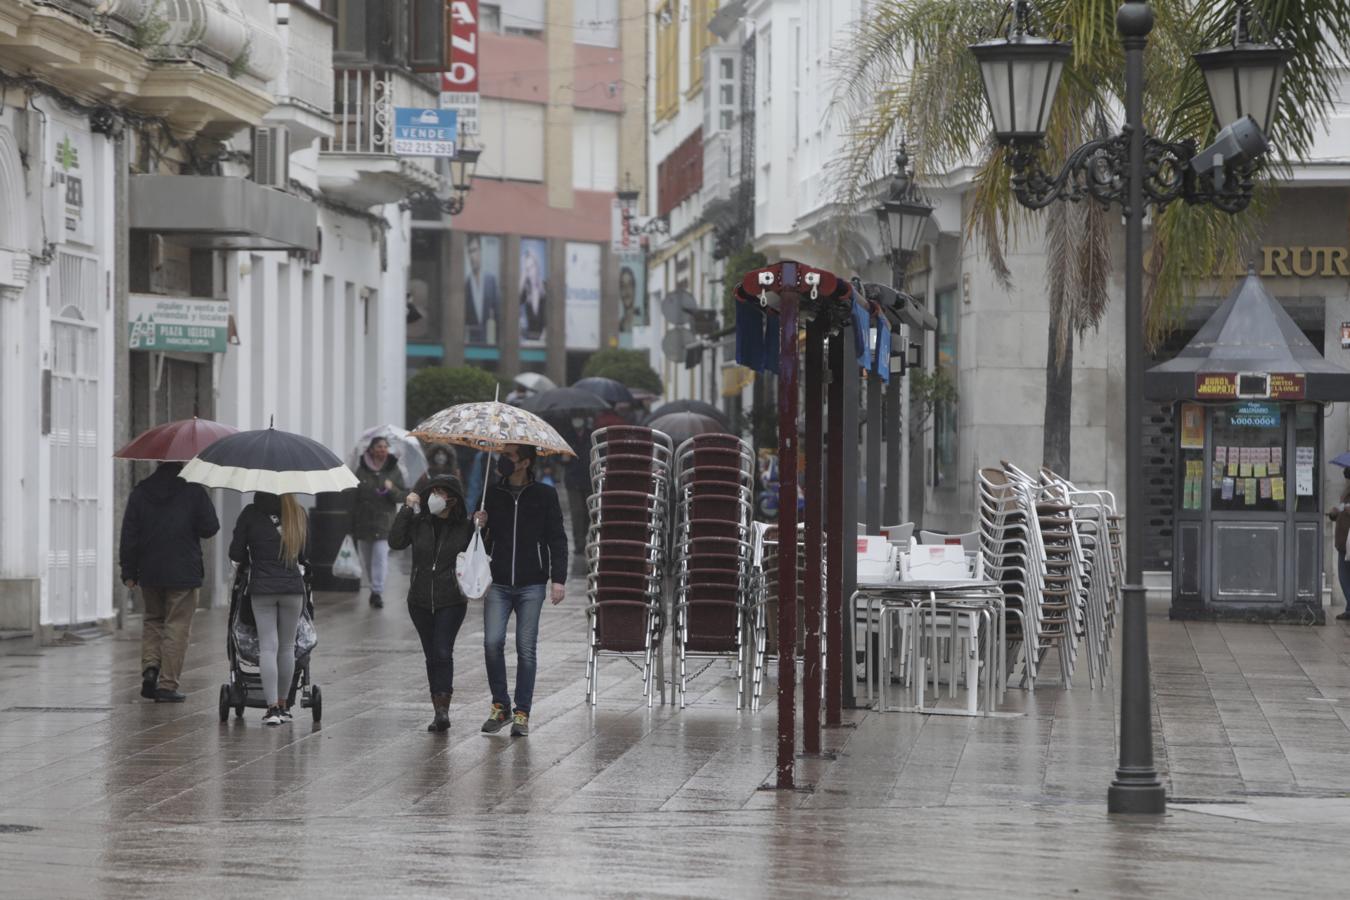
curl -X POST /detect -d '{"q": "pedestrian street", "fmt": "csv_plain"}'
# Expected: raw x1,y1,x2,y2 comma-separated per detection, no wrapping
3,562,1350,898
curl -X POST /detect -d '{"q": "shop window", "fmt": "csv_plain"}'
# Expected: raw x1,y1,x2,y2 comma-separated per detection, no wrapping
1209,402,1287,513
933,286,957,488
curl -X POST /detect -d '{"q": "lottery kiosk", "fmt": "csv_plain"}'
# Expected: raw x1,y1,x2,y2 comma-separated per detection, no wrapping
1146,270,1350,623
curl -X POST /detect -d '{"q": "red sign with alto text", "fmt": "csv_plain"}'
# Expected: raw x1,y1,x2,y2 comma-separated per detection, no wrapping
443,0,479,93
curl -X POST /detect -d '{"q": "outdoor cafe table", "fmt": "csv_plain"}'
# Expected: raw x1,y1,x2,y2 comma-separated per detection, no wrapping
852,579,1006,717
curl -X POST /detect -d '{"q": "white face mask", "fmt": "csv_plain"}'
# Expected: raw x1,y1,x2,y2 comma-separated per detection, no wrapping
427,493,447,515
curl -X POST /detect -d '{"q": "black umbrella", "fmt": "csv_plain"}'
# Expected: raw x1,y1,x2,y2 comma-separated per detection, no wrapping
517,387,610,416
179,425,357,494
647,411,732,447
572,376,634,406
644,399,728,426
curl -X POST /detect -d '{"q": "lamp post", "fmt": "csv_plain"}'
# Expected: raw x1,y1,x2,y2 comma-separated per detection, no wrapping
873,148,934,526
969,0,1287,815
616,172,672,239
402,146,481,215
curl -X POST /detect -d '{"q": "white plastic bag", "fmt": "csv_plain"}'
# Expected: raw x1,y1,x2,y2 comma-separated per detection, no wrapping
456,526,492,600
332,534,363,580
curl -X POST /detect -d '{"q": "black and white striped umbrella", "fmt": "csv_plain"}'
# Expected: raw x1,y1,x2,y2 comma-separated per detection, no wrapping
180,426,357,495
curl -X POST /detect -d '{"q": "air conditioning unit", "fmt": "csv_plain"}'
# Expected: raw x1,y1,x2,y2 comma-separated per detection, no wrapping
250,127,290,188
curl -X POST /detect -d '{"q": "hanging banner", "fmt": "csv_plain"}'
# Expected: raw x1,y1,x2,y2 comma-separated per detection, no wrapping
565,242,602,349
612,199,639,253
441,0,480,134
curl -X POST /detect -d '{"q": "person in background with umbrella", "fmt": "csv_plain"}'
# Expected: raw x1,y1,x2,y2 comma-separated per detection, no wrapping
472,444,568,737
229,492,309,725
352,437,406,608
389,476,474,732
560,416,594,560
1329,464,1350,621
120,461,221,703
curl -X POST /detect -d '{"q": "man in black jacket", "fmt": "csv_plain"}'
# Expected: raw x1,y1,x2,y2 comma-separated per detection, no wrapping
472,444,568,737
119,461,220,702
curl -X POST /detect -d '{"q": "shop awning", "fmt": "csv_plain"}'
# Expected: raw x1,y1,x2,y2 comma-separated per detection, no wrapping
1145,269,1350,402
129,176,318,251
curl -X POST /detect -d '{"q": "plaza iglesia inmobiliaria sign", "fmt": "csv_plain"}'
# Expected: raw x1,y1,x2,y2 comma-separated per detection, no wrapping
1194,372,1307,401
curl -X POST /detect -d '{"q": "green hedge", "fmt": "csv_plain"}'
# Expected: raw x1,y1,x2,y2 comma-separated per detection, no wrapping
406,366,501,428
580,349,663,395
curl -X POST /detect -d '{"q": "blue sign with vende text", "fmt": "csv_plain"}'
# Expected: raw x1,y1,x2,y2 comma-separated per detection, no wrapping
393,108,457,157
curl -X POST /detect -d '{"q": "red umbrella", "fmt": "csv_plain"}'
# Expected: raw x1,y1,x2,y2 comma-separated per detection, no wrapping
114,417,238,462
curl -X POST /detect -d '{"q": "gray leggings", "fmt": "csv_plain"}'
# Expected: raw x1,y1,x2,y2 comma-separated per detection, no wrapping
253,593,304,706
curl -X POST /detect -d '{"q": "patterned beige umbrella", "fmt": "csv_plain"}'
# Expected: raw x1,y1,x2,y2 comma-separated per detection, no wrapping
410,400,576,458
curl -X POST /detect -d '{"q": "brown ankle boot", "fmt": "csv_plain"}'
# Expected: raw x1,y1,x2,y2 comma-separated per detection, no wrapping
427,692,451,732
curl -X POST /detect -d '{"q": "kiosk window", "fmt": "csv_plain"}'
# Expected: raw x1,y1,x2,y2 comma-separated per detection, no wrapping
1294,403,1320,513
1210,402,1285,512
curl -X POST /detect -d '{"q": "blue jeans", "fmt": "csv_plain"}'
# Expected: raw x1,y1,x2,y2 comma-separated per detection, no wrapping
483,583,546,713
409,603,468,696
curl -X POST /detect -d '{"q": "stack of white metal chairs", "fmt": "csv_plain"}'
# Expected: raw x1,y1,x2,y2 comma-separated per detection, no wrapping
671,434,756,707
583,426,673,707
976,462,1121,689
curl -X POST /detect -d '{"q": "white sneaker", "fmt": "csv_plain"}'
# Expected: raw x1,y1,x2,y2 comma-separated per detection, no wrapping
280,706,293,722
263,706,283,726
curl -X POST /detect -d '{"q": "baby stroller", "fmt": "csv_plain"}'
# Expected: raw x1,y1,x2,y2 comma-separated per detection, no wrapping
218,559,323,722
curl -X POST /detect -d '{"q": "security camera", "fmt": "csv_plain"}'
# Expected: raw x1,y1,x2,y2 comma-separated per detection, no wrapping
1190,115,1270,189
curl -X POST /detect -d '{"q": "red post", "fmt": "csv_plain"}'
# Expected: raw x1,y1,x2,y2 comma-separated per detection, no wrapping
825,333,845,725
776,295,799,790
802,316,824,754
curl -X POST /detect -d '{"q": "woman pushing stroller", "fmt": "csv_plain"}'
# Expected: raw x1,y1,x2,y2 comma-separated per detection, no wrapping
229,492,309,726
388,475,475,732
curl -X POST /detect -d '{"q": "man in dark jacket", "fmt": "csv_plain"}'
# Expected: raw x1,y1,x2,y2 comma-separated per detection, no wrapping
120,461,220,702
389,475,475,731
472,444,568,737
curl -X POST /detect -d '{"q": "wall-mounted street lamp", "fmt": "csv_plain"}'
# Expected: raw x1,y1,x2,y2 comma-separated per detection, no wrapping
402,146,482,215
616,172,671,237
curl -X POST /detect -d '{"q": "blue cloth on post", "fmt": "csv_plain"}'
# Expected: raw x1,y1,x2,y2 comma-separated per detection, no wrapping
875,316,892,383
735,300,780,374
852,299,872,372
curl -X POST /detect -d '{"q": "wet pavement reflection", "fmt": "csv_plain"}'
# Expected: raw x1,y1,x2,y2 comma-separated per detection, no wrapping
4,564,1350,896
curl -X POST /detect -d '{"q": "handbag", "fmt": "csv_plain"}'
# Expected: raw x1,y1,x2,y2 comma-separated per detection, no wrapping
331,534,363,580
456,525,493,601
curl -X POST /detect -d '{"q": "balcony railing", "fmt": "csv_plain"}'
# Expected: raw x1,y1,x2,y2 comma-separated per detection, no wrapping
322,67,438,155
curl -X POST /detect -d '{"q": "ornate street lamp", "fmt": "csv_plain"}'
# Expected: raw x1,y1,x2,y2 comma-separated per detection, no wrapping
402,145,481,215
969,0,1285,816
874,147,935,284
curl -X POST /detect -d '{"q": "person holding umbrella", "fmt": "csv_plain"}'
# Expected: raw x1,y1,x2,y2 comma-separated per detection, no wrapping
352,436,407,608
119,462,221,702
472,444,568,737
229,492,310,725
388,475,474,731
115,417,235,703
409,396,575,738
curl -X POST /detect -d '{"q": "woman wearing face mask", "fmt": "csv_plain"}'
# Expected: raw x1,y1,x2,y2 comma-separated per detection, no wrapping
388,475,475,731
413,444,460,496
472,444,568,738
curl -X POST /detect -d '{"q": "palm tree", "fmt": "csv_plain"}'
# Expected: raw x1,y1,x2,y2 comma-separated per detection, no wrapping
831,0,1350,476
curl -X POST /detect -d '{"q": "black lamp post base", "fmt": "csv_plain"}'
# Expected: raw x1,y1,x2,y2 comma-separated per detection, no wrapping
1108,774,1167,814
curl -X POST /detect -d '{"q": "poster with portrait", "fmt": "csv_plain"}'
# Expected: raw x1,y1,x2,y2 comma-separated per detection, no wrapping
463,233,502,345
519,238,549,345
565,242,602,349
616,251,647,334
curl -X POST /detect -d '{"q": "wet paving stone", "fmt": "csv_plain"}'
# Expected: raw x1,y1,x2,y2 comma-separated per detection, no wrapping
4,575,1350,895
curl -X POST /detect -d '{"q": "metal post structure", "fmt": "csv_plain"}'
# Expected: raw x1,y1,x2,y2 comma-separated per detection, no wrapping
883,378,902,524
865,349,883,532
825,333,846,724
775,295,800,790
802,317,825,755
836,332,860,715
1109,0,1166,816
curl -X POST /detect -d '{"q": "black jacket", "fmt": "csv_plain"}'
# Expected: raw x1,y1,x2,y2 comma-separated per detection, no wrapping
388,477,474,610
482,478,568,587
119,463,220,588
351,457,407,541
228,493,309,595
